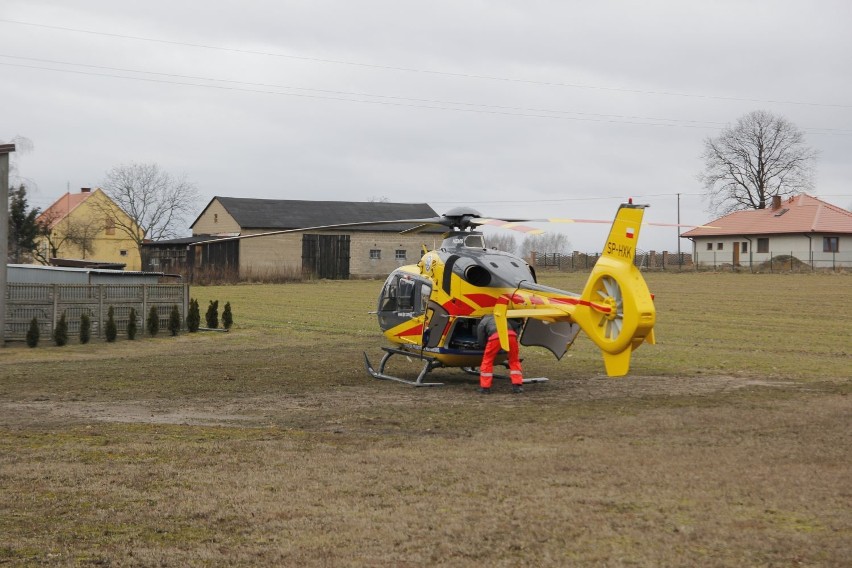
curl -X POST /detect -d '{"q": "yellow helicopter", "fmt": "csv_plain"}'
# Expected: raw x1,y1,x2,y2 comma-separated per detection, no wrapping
362,201,656,386
196,200,658,386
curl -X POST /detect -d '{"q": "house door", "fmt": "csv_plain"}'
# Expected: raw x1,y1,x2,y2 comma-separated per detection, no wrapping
733,244,740,267
302,234,351,279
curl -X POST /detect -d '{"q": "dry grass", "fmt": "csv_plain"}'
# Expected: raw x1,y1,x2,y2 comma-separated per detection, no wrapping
1,273,850,566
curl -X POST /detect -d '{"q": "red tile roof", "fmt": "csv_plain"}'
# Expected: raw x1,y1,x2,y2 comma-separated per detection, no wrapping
681,194,852,237
36,190,94,229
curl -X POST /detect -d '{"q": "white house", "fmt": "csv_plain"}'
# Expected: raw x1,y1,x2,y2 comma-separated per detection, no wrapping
681,194,852,269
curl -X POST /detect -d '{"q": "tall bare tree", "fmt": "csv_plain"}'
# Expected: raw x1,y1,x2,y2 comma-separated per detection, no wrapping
35,209,100,264
486,233,518,254
520,232,572,259
699,110,817,215
0,135,34,188
99,162,200,256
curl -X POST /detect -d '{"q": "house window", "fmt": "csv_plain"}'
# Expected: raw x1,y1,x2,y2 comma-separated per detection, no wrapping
395,249,407,261
214,213,218,223
757,238,769,253
717,242,724,250
105,218,115,235
706,242,713,251
370,249,381,260
119,250,128,257
823,237,839,253
741,242,748,253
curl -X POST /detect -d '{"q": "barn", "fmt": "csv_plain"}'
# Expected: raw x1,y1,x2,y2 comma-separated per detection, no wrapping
153,198,444,280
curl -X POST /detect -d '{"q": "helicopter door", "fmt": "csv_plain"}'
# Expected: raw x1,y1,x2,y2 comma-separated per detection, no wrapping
423,302,448,349
520,319,581,360
377,273,430,331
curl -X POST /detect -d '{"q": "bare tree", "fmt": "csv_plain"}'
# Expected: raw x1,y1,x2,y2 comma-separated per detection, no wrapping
519,232,572,259
62,217,101,259
487,233,517,254
35,209,100,263
0,135,35,188
99,162,200,256
700,110,817,215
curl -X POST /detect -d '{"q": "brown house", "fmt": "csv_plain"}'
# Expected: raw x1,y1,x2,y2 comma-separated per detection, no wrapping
145,197,443,279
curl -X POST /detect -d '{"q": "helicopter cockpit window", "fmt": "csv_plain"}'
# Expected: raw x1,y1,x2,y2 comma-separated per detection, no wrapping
378,274,398,312
397,278,416,311
379,274,429,316
378,274,431,331
464,235,485,249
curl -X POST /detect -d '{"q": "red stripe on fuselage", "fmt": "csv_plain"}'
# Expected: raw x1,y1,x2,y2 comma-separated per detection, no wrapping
464,294,499,308
442,299,475,316
396,324,424,337
550,296,611,312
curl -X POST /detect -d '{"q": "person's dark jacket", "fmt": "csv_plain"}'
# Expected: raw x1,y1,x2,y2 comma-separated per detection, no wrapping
476,315,522,347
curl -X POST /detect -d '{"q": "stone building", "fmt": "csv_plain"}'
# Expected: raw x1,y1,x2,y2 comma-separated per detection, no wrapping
146,197,443,279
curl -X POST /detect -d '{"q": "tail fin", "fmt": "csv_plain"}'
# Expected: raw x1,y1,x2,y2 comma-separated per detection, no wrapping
571,203,656,376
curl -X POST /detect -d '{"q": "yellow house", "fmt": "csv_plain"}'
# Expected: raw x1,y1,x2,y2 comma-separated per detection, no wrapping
36,188,143,270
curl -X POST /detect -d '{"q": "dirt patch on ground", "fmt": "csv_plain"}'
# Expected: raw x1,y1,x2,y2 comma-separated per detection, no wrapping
0,374,803,428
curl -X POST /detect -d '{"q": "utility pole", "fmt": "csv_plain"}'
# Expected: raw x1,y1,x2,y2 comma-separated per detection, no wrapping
676,193,681,261
0,143,17,346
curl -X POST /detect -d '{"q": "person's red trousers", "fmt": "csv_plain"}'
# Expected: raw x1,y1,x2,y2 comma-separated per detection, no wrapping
479,331,523,388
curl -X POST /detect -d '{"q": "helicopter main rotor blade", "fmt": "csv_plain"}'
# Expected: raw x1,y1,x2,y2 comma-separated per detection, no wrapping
192,217,446,245
475,219,546,234
478,217,718,231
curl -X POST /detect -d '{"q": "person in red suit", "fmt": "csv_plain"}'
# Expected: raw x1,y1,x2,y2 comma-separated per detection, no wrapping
476,315,524,394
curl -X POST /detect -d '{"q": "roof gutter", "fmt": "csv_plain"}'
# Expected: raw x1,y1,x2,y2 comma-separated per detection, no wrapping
803,233,813,264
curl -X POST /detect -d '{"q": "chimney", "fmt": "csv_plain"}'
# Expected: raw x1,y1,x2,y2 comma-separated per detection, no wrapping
81,187,91,193
771,195,781,210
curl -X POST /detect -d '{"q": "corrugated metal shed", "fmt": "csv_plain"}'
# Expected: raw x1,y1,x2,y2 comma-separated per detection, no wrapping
7,265,165,285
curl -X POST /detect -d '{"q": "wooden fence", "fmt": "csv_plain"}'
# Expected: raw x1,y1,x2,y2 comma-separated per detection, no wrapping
4,283,189,341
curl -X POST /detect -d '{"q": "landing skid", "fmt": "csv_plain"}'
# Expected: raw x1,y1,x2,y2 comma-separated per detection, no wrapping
364,348,445,387
461,367,549,384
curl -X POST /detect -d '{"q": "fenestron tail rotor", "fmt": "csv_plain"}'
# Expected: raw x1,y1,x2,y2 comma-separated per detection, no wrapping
595,276,624,341
571,203,656,376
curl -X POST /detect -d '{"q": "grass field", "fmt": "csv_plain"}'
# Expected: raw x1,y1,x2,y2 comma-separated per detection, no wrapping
1,272,850,566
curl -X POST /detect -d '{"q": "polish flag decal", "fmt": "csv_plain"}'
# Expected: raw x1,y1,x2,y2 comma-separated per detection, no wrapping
626,227,635,239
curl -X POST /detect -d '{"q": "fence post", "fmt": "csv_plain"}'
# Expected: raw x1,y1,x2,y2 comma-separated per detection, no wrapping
98,285,104,338
183,283,189,330
52,283,59,334
142,284,148,327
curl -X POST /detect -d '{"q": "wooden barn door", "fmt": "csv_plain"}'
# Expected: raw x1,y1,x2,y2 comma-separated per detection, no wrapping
302,234,351,279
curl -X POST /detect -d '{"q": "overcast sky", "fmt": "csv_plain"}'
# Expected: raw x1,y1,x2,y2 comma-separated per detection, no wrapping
3,0,851,252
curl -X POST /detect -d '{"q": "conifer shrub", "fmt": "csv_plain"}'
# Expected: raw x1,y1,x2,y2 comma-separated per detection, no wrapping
187,298,200,332
54,312,68,346
105,306,117,342
168,304,181,336
222,302,233,330
127,307,138,340
26,317,40,348
146,306,159,337
205,300,219,329
79,312,91,344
